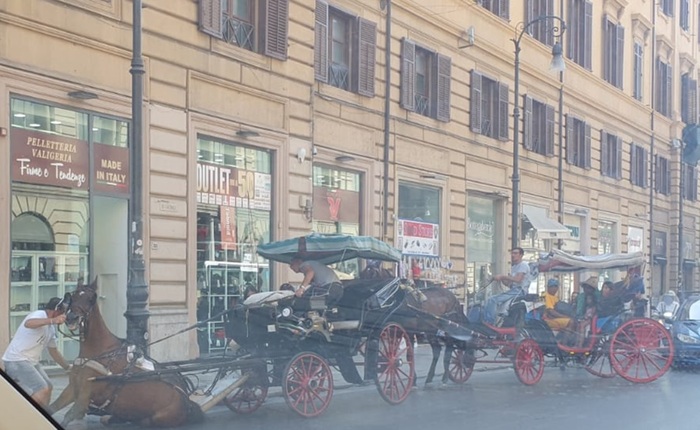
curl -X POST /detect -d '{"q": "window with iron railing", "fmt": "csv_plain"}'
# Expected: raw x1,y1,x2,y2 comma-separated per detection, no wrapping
603,17,624,89
655,155,671,195
222,15,255,51
523,96,554,156
633,43,643,101
600,130,622,179
525,0,555,46
630,143,648,188
567,0,592,70
655,58,673,118
401,39,451,122
566,115,591,169
470,70,507,139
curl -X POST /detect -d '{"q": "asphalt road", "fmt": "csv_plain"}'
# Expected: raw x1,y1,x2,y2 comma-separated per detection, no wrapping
61,365,700,430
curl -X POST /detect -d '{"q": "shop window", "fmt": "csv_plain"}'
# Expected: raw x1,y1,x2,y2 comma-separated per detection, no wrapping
467,195,500,301
11,213,55,251
598,220,617,283
198,0,289,60
196,135,272,354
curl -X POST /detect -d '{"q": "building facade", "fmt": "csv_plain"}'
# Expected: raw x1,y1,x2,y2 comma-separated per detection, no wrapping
1,0,698,360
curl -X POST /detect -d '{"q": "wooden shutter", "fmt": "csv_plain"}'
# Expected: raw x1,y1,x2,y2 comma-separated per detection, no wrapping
615,136,622,179
470,70,482,133
601,130,609,175
615,24,624,87
523,96,533,150
435,54,452,122
566,0,574,59
199,0,223,38
525,0,533,29
499,0,510,20
682,74,689,122
630,143,637,185
314,0,329,83
498,82,509,140
584,1,593,70
400,38,416,111
584,123,591,169
565,114,574,164
357,18,377,97
545,104,555,156
691,79,698,124
666,64,673,117
264,0,289,60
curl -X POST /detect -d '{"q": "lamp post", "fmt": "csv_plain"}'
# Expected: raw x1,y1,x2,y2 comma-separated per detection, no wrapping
125,0,149,350
511,16,566,250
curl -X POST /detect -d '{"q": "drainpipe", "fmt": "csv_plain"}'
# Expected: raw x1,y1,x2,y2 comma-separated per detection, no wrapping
649,4,656,295
382,0,392,241
556,0,565,250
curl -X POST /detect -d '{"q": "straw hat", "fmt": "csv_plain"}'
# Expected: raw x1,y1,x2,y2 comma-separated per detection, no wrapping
581,276,599,289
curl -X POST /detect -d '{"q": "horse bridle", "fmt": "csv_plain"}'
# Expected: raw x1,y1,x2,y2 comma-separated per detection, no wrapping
62,289,96,342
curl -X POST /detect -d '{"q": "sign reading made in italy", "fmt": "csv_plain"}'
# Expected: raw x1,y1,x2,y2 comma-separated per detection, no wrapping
11,127,89,189
93,143,130,195
196,161,271,210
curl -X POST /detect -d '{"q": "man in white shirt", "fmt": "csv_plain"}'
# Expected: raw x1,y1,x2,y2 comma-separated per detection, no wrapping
290,257,340,298
483,247,531,325
2,297,71,408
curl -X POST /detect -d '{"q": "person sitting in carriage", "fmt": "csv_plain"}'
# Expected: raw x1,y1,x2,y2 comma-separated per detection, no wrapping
483,247,531,325
542,279,576,343
290,256,341,298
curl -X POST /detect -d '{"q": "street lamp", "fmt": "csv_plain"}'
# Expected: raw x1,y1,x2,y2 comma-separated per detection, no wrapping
511,16,566,249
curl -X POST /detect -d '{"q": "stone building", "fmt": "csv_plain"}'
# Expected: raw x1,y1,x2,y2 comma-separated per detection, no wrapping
0,0,697,360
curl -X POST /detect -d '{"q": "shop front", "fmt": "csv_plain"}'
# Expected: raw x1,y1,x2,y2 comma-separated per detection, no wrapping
466,195,501,303
8,97,130,363
598,220,619,284
682,233,696,291
652,230,668,297
195,135,273,354
312,165,361,277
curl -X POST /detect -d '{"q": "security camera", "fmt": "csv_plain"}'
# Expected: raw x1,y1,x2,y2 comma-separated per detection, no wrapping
311,146,318,156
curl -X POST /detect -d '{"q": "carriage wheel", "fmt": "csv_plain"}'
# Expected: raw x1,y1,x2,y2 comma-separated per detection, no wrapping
447,349,475,384
374,323,415,404
282,352,334,418
222,369,269,414
584,342,615,378
513,339,544,386
609,319,674,384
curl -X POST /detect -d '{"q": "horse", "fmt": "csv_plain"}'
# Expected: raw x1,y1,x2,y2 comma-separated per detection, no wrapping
397,285,470,386
49,279,204,427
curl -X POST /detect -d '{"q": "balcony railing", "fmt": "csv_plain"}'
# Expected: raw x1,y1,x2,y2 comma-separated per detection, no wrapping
329,63,349,90
415,94,430,116
223,15,255,51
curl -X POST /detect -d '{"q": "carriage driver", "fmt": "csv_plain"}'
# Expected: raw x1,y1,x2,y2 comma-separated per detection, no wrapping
290,257,340,298
483,247,530,324
2,297,71,409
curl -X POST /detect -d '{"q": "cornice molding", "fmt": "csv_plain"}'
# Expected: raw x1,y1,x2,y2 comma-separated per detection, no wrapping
604,0,628,21
631,13,653,43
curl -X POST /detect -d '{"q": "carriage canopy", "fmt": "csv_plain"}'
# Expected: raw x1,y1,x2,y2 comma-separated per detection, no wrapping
257,233,402,264
536,249,644,273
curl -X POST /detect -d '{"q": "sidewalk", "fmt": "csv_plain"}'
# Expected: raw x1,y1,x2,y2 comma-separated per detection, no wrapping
48,343,510,407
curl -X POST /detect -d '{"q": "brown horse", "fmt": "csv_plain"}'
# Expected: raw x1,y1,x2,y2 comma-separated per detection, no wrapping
399,286,470,385
49,279,204,427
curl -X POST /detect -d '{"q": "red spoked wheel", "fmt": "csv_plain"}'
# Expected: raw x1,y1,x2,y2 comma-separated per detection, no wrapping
374,323,415,404
513,339,544,386
223,370,268,414
584,342,615,378
282,352,334,418
609,319,674,383
447,349,475,384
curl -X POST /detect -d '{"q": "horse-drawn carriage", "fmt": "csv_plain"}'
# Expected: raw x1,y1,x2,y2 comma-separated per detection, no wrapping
434,250,674,386
51,234,422,426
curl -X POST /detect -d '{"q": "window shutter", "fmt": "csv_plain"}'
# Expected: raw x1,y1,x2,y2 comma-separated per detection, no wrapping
616,24,624,87
584,1,593,70
525,0,533,31
523,96,533,150
545,104,555,156
400,38,416,112
435,54,452,122
357,18,377,97
264,0,289,60
682,74,689,122
601,130,609,175
470,70,482,133
499,0,510,20
630,144,637,184
667,65,673,117
584,123,592,169
566,114,574,164
603,16,610,81
314,0,329,83
498,82,509,140
616,136,623,179
198,0,223,38
566,0,574,59
691,79,698,124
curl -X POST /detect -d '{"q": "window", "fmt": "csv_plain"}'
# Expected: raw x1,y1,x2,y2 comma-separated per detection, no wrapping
603,17,624,89
661,0,674,17
633,43,643,101
681,73,698,124
470,70,508,140
401,39,452,121
567,0,592,70
680,0,690,30
198,0,289,60
655,58,673,118
525,0,554,46
566,115,591,168
655,155,671,195
480,0,510,20
523,96,555,156
600,130,622,179
630,143,648,188
314,1,377,96
682,163,698,201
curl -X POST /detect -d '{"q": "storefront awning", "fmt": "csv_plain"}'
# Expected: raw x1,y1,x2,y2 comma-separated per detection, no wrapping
523,206,571,240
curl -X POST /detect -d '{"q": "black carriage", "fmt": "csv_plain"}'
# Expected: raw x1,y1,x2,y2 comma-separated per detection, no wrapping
222,234,415,417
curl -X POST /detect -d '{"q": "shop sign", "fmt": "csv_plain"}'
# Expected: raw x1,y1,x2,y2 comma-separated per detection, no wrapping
196,161,271,210
397,219,439,256
219,206,237,250
627,226,644,253
11,128,89,189
653,231,667,256
312,187,360,223
93,143,129,195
